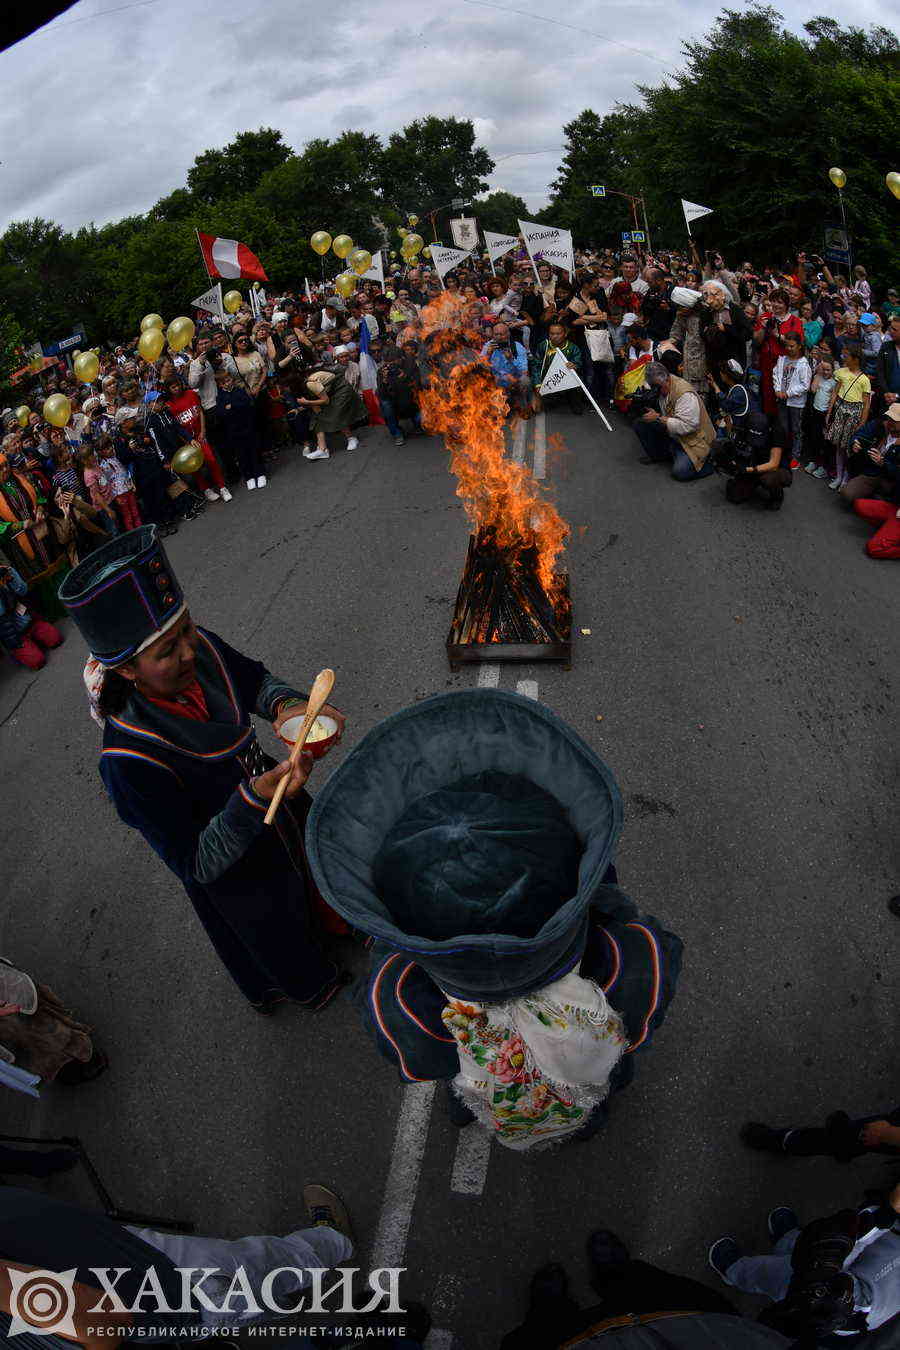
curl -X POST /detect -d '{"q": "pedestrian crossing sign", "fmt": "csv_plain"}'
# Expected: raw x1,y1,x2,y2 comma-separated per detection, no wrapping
590,185,606,197
631,230,645,243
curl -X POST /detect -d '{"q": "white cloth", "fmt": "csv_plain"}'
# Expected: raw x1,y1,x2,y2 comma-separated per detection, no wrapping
129,1224,353,1327
442,971,627,1151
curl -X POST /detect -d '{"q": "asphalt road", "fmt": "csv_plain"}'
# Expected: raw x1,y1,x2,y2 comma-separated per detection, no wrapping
0,403,897,1346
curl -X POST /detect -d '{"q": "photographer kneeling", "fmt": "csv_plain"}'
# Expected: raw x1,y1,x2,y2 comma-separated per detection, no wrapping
715,417,792,511
633,361,716,482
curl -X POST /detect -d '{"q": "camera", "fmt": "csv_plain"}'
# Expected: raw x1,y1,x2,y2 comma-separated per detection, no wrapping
711,436,754,477
625,384,661,419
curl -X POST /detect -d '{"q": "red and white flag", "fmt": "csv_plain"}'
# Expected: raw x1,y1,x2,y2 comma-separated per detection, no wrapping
197,232,268,282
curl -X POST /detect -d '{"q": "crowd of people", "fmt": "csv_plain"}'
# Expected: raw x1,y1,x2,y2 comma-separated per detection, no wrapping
0,228,898,1347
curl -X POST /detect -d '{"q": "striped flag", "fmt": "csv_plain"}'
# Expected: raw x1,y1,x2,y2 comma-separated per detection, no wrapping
356,316,384,425
197,231,268,281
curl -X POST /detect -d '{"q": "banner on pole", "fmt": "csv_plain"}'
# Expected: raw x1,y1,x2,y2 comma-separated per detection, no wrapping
539,349,612,428
430,245,472,284
450,217,479,251
191,282,224,322
518,219,574,279
681,199,714,231
484,231,519,265
361,251,385,287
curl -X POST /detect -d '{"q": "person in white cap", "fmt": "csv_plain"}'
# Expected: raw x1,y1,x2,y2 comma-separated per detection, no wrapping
669,288,707,391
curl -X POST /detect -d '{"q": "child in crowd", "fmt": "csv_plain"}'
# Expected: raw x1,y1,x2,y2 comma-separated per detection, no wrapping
825,342,872,490
97,436,142,530
804,360,836,479
79,447,119,534
800,300,823,352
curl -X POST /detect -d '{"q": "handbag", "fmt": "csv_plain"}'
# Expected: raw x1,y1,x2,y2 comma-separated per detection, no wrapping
586,327,614,362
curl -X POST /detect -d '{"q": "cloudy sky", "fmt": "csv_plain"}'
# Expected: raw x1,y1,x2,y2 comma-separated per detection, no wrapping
0,0,887,234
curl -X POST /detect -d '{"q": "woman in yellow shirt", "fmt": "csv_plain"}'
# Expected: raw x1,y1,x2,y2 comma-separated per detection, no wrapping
825,341,872,489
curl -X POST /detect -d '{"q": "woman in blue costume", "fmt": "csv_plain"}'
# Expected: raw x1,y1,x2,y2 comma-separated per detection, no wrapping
60,525,347,1014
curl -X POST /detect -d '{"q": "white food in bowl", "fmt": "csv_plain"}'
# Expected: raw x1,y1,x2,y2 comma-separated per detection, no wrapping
280,714,336,744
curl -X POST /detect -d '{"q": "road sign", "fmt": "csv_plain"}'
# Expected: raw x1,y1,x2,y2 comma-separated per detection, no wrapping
631,230,645,243
590,185,606,198
621,231,632,243
823,224,850,268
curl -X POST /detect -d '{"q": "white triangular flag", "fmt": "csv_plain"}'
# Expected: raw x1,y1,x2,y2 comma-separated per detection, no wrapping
191,282,224,322
484,231,519,275
539,347,582,397
305,278,313,301
681,199,714,228
429,245,472,284
361,250,385,288
518,219,574,280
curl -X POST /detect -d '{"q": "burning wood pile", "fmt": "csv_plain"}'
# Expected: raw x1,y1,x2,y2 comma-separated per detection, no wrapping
411,295,573,668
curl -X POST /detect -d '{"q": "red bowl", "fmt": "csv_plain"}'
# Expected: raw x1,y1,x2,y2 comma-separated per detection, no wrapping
277,712,339,760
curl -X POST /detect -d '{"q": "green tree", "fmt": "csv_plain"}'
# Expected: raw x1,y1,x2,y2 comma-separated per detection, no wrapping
187,128,292,205
0,308,27,402
542,110,634,243
379,117,494,222
473,190,529,236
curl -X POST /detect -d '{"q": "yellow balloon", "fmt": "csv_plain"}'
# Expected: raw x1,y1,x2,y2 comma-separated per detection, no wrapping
422,245,432,259
171,443,205,476
166,316,196,353
398,226,409,238
141,313,164,331
311,231,332,256
407,214,419,226
332,234,354,259
334,272,357,298
14,405,30,428
349,248,373,276
43,394,71,428
887,171,900,200
404,233,424,256
138,327,166,363
72,349,82,359
74,350,99,383
223,290,243,314
828,167,846,189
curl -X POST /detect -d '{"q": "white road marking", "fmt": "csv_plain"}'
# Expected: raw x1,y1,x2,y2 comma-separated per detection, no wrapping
533,411,547,480
511,416,528,464
450,1122,492,1194
477,664,500,688
516,678,539,700
369,1080,436,1272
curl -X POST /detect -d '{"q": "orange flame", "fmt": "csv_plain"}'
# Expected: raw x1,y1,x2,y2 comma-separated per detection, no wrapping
413,293,569,593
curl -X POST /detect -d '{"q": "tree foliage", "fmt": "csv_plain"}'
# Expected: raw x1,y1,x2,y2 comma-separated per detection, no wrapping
473,191,530,236
545,7,899,272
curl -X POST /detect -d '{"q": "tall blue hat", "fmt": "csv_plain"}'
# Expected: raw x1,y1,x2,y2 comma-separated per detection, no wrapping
306,689,623,1003
58,525,185,666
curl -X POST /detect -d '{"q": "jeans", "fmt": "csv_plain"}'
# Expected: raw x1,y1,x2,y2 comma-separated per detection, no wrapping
726,1229,798,1302
379,396,422,437
634,418,715,482
588,360,615,404
776,402,804,459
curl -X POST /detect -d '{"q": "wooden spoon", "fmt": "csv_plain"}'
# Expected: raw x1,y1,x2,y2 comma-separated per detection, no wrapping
264,667,335,826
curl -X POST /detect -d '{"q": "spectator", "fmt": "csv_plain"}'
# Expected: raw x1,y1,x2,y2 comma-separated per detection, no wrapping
0,563,64,672
377,344,422,446
874,314,900,408
79,446,119,534
97,436,142,530
753,290,804,419
633,361,716,482
531,321,584,415
824,341,872,489
214,368,265,489
772,332,811,469
298,368,365,461
669,288,707,391
333,344,361,391
481,321,532,416
699,280,753,373
803,358,836,478
163,377,231,504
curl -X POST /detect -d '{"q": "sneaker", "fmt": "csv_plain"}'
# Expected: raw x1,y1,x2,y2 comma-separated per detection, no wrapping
219,487,233,503
827,476,842,490
789,458,800,471
304,447,330,461
204,488,220,502
246,478,257,490
303,1184,353,1244
768,1208,799,1244
394,436,407,447
839,472,849,487
740,1122,789,1153
346,436,359,450
803,461,816,474
708,1237,742,1281
256,474,267,488
812,466,828,479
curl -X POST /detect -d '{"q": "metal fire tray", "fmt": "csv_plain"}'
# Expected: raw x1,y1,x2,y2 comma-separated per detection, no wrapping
446,574,572,670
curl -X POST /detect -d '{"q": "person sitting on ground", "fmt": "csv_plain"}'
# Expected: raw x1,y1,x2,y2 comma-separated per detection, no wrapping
709,1184,900,1339
481,321,532,417
633,361,716,482
721,431,792,510
0,563,64,672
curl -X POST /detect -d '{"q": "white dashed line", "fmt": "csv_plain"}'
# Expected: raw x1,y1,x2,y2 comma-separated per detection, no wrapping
450,1122,492,1195
516,678,539,700
533,411,547,480
369,1081,436,1273
511,416,528,465
476,664,500,688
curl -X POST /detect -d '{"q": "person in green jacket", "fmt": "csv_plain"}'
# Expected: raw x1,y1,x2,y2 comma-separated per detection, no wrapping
531,321,584,414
